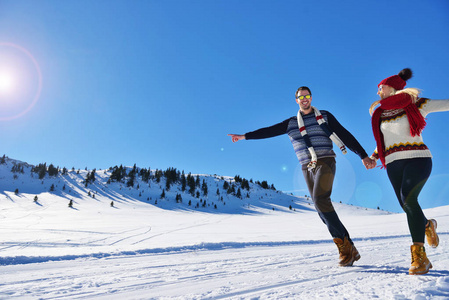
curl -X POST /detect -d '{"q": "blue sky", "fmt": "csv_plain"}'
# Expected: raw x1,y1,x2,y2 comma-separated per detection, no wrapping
1,0,449,212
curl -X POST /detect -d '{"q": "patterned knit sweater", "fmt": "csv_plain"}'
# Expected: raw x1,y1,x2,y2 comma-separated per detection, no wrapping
245,110,368,166
372,98,449,165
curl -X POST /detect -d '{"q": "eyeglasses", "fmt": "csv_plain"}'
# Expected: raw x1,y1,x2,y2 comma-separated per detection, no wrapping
296,94,311,100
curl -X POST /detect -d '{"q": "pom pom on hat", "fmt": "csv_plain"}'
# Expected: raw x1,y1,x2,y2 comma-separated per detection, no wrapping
378,68,413,90
398,68,413,81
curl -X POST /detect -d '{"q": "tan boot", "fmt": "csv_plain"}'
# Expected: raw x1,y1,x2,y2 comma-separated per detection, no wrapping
425,219,439,248
409,245,432,275
333,237,361,266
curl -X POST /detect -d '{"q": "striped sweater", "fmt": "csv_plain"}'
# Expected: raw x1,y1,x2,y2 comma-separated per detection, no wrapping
245,110,368,166
372,98,449,165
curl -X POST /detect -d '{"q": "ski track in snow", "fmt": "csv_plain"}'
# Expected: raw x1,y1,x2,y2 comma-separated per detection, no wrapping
1,235,449,299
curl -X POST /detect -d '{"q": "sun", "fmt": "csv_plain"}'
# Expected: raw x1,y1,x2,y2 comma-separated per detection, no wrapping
0,42,42,120
0,70,15,94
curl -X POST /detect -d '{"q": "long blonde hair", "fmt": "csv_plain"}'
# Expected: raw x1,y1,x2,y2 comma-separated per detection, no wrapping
369,87,422,115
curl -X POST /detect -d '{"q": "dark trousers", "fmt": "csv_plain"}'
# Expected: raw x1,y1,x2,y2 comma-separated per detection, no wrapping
386,157,432,244
302,157,351,242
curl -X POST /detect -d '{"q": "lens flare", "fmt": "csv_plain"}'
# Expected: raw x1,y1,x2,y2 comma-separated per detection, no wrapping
355,181,382,207
0,42,42,121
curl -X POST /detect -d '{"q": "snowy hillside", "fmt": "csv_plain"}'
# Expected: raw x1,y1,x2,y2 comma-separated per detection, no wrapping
0,155,315,215
1,156,448,299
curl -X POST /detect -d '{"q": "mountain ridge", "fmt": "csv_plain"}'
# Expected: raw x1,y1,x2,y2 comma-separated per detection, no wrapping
0,154,388,215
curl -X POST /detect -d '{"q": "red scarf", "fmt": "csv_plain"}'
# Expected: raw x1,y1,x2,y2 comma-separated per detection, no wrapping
371,93,426,168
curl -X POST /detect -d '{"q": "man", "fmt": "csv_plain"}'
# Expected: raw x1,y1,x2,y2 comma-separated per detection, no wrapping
228,86,375,266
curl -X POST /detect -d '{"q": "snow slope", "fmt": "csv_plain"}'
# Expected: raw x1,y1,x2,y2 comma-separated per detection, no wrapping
0,157,448,299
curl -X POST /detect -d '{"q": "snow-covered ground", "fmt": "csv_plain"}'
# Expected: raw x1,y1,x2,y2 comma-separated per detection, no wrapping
1,157,448,299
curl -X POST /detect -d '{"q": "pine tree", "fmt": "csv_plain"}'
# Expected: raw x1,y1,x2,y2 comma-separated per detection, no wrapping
48,164,58,176
11,163,25,173
154,169,163,183
34,163,47,179
181,171,186,192
139,167,151,183
241,178,250,190
84,169,96,186
165,178,171,191
256,180,269,189
187,173,196,196
236,188,242,199
90,169,96,183
234,175,242,183
110,165,126,182
176,193,183,203
202,179,208,196
164,167,179,190
127,165,136,187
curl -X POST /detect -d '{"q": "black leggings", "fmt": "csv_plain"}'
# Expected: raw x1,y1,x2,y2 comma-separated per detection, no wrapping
386,158,432,243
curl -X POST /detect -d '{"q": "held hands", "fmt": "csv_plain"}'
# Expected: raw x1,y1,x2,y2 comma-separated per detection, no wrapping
362,157,377,170
228,134,245,143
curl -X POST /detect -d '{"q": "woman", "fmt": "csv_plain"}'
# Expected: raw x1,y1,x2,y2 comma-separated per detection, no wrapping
368,68,447,275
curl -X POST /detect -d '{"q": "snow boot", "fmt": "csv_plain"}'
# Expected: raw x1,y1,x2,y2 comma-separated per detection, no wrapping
425,219,439,248
409,245,432,275
333,237,360,266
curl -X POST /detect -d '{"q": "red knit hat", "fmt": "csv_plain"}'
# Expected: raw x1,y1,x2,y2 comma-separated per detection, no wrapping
378,68,412,90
